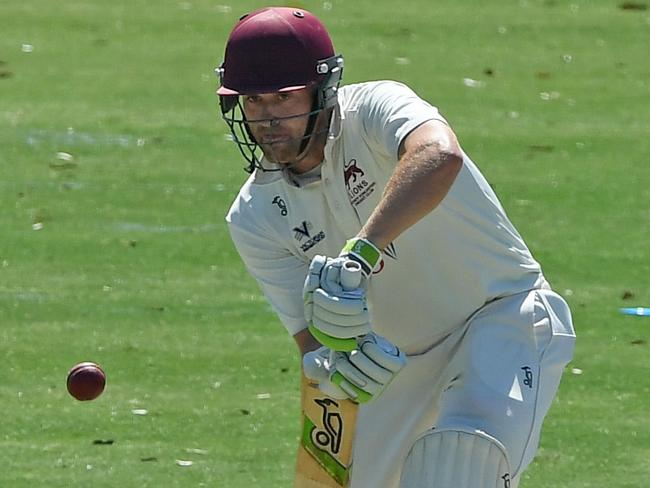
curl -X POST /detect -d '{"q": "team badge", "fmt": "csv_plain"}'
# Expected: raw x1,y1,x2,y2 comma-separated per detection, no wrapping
344,159,376,206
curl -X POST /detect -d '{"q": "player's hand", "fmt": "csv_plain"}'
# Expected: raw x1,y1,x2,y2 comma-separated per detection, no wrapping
303,255,371,351
303,333,407,404
303,238,382,351
302,346,348,400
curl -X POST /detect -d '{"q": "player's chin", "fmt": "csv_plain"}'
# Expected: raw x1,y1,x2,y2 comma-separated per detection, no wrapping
261,144,301,165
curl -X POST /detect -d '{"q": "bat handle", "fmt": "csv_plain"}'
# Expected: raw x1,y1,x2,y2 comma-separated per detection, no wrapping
340,260,362,291
327,260,363,358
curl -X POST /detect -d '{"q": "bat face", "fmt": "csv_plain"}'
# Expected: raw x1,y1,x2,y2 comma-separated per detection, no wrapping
303,398,347,482
296,378,357,487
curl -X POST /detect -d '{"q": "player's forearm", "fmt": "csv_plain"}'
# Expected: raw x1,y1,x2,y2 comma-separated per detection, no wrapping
357,141,462,250
294,327,322,356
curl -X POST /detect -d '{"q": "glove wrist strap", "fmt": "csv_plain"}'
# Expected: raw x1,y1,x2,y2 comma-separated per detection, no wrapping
340,238,382,277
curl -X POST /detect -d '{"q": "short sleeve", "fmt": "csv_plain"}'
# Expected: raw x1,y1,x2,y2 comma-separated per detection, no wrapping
227,221,309,336
359,81,447,159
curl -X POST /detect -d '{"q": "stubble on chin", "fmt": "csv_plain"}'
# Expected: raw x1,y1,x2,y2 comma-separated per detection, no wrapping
260,141,302,164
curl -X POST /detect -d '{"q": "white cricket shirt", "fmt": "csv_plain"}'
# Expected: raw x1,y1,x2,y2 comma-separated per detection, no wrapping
226,81,545,353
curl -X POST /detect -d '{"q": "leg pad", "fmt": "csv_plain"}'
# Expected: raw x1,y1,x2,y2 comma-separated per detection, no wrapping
400,428,513,488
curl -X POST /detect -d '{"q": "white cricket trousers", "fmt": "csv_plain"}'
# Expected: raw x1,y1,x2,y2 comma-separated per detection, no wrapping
348,288,576,487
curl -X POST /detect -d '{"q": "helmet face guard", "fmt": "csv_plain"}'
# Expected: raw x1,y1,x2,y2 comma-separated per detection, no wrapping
217,55,344,172
215,7,343,172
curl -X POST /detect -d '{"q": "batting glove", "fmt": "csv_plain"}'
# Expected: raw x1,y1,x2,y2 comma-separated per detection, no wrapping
303,238,382,351
304,255,370,351
302,346,348,400
303,333,407,404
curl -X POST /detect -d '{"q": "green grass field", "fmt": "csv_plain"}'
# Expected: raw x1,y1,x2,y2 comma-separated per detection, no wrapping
1,0,649,486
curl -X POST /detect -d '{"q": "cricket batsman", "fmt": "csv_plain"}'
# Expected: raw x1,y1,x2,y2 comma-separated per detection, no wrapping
217,7,576,487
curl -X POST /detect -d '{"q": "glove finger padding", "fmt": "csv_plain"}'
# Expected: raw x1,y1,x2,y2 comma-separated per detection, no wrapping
359,334,407,373
321,257,365,294
331,373,372,403
348,349,395,385
308,255,329,280
312,303,370,327
321,258,345,294
303,255,336,322
335,352,383,395
305,255,360,294
330,334,407,404
302,347,349,400
310,287,372,345
313,288,366,315
302,347,331,384
303,255,365,324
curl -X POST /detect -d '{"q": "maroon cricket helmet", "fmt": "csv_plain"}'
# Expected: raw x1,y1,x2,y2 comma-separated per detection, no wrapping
215,7,344,173
217,7,336,96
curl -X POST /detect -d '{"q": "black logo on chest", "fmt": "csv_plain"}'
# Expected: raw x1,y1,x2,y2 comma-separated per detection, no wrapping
293,221,326,252
272,196,288,216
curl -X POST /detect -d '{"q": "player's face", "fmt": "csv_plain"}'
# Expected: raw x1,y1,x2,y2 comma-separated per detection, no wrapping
242,88,314,167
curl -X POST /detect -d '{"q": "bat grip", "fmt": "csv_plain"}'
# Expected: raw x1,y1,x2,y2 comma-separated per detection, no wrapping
340,260,362,291
325,260,363,358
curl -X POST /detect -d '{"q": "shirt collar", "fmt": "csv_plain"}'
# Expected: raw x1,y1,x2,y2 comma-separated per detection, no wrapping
282,163,323,188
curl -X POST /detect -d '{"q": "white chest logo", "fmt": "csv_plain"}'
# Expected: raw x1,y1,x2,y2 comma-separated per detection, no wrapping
344,159,376,206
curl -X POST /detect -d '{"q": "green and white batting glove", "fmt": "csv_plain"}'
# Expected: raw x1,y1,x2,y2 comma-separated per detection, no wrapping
302,346,348,400
303,238,382,351
303,333,407,404
304,255,371,351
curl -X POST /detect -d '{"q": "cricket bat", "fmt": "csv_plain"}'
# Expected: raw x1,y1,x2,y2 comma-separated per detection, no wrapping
295,261,363,488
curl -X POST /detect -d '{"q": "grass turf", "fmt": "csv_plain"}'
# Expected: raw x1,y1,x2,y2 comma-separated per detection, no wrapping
1,0,649,486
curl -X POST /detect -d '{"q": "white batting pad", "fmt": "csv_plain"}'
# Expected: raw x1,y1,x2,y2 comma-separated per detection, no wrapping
400,428,513,488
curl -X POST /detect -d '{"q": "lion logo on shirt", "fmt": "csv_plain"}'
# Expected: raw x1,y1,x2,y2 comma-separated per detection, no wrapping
344,159,364,189
344,159,376,206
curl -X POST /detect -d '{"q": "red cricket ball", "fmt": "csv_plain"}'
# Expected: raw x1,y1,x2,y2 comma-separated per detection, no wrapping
66,362,106,401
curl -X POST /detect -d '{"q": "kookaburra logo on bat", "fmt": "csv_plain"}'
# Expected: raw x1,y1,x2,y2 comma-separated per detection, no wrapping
310,398,343,455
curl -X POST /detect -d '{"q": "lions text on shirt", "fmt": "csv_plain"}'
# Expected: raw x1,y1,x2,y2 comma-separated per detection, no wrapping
226,80,544,354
